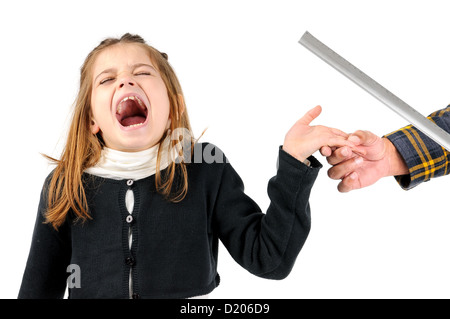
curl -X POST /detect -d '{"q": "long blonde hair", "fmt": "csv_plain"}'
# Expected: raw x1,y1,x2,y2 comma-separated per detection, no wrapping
44,34,194,229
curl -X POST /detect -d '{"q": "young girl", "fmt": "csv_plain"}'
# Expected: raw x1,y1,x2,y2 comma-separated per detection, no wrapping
18,33,355,299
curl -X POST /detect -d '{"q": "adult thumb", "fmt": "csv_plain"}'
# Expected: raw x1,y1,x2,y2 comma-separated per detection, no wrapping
348,130,379,146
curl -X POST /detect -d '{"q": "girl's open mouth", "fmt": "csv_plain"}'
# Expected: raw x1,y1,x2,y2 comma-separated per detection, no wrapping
115,95,149,129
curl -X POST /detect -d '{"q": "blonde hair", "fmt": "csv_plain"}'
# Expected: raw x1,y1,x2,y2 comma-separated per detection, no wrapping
44,33,194,229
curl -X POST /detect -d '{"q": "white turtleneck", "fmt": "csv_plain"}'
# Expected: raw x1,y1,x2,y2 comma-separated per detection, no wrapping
84,138,173,181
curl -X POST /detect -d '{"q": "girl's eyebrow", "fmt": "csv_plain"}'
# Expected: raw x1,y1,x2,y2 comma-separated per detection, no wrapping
132,63,157,72
94,68,115,83
94,63,157,83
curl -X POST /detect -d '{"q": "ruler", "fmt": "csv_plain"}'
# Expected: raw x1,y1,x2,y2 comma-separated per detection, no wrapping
299,31,450,151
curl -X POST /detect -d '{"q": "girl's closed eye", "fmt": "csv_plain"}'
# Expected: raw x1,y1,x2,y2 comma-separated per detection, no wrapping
100,77,115,85
99,72,150,85
135,71,152,76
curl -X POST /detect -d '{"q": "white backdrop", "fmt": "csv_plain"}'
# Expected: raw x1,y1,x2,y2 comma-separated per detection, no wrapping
2,0,450,299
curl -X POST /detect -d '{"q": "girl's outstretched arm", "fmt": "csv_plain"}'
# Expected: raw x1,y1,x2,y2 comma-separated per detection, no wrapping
211,144,319,279
211,106,353,278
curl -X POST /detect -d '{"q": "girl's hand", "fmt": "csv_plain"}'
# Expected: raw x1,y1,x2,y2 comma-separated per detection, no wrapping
282,105,357,163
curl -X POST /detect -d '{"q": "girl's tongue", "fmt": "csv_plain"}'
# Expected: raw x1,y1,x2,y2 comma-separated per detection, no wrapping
121,114,146,126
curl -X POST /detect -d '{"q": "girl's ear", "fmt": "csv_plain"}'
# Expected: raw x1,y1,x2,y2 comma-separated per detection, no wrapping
91,119,100,134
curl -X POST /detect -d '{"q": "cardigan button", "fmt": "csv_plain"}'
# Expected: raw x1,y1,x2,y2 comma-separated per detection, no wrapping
125,257,135,266
132,293,140,299
127,179,134,186
126,215,133,223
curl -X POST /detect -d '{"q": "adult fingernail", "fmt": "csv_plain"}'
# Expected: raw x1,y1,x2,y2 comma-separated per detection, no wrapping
340,148,348,157
354,157,363,165
348,135,360,144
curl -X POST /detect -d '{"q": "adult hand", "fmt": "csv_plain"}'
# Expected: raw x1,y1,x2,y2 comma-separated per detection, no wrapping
323,130,409,192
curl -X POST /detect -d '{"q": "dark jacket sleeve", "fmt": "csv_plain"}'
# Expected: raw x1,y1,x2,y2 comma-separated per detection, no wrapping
212,146,321,279
18,176,71,298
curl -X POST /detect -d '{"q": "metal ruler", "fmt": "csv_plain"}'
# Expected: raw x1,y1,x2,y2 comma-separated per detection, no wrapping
299,31,450,151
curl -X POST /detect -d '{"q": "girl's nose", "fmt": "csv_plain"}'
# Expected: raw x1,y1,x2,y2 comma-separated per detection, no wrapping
118,76,135,88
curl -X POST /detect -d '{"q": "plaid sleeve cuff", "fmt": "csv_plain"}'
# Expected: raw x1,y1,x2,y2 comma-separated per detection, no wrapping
385,106,450,190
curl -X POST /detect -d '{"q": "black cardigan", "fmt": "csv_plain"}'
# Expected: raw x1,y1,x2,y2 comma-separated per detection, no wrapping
18,143,321,299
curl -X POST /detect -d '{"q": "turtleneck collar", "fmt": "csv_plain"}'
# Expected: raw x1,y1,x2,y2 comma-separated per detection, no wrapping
85,137,174,181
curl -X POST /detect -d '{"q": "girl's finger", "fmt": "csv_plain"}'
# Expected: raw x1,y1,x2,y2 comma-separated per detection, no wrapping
326,136,357,148
320,146,332,157
330,127,350,138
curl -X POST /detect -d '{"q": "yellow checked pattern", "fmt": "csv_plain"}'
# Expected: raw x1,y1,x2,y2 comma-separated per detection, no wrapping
385,106,450,189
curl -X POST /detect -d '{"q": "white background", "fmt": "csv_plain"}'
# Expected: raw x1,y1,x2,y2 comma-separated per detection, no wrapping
2,0,450,299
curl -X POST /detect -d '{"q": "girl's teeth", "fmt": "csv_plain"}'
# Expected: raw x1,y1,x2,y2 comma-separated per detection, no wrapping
127,122,144,128
137,98,145,108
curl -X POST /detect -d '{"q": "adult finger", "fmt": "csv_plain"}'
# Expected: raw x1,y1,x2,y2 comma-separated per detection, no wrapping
337,172,361,193
328,157,363,180
326,146,354,165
